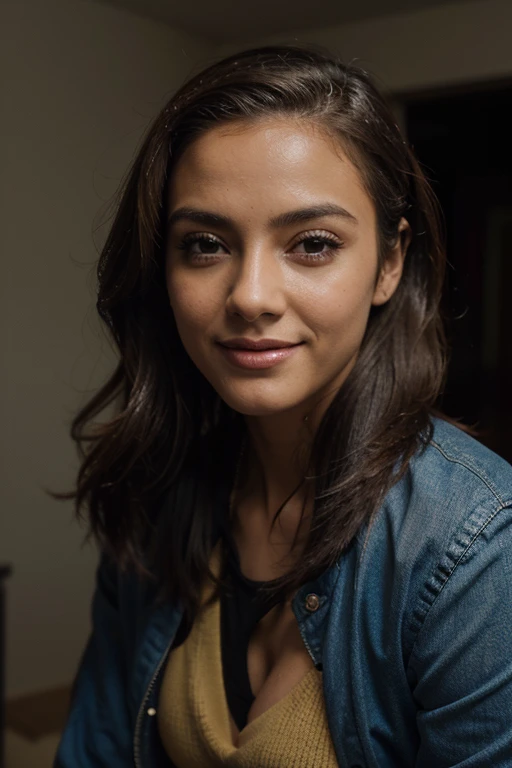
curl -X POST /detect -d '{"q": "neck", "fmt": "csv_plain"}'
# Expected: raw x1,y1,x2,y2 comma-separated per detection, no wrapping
234,408,314,527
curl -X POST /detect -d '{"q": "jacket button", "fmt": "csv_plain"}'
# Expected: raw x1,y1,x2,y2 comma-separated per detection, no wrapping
147,707,157,716
305,593,320,612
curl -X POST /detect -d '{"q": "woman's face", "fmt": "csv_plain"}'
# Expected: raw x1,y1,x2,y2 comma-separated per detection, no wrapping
165,118,405,419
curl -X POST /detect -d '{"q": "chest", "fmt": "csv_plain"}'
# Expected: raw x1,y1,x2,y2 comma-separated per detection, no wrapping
133,494,425,768
229,522,316,743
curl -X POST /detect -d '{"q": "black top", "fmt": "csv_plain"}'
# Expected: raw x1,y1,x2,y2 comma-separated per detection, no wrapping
219,519,283,731
170,516,283,732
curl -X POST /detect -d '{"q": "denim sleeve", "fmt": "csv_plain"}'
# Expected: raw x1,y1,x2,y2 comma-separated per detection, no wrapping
410,502,512,767
53,551,134,767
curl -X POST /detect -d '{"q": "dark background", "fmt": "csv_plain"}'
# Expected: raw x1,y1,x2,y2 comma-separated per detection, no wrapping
405,83,512,462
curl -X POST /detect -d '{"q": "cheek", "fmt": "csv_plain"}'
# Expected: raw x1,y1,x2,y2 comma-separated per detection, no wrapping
299,268,377,341
167,272,217,334
167,276,216,378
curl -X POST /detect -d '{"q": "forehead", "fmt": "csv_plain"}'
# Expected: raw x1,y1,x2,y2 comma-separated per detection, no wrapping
168,118,375,226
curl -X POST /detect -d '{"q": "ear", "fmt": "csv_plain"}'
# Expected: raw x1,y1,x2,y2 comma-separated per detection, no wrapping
371,217,411,306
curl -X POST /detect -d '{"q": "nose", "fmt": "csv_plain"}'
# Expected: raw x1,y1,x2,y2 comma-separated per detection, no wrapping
225,245,287,322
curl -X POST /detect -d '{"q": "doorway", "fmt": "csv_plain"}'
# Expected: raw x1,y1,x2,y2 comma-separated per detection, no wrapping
404,83,512,462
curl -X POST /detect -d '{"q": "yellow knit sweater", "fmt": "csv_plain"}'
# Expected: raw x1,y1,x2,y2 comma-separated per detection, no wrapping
156,543,339,767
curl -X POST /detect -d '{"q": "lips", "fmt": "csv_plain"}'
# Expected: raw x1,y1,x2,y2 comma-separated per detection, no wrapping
216,340,303,370
218,338,301,350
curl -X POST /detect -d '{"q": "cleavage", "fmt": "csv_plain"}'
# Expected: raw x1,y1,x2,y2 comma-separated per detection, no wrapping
221,527,315,746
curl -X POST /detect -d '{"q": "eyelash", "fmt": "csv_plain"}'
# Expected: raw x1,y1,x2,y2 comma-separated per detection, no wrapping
176,230,344,265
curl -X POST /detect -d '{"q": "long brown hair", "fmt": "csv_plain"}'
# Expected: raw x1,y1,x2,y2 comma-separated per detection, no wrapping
49,44,456,622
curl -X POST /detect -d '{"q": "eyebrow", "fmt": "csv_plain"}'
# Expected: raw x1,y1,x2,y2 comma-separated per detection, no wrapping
167,203,358,229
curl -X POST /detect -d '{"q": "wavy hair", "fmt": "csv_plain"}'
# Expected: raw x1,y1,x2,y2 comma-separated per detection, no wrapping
49,44,454,622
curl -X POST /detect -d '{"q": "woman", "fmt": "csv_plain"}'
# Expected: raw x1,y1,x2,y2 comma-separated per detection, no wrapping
52,45,512,767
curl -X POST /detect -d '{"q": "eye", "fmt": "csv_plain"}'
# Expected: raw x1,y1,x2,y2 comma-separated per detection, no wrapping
176,233,227,264
289,231,344,264
176,229,344,266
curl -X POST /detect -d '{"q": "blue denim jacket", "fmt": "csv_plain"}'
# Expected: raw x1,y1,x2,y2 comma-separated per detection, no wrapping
54,418,512,767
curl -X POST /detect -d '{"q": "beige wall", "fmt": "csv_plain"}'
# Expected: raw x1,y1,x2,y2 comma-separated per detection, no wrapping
1,0,211,697
217,0,512,94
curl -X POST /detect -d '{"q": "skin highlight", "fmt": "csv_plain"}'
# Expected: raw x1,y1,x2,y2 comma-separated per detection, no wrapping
165,117,409,557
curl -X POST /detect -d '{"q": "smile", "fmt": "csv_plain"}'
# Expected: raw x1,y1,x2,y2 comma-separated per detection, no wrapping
216,342,304,370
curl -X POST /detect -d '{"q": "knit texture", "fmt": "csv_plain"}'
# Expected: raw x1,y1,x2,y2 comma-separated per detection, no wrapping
157,543,339,767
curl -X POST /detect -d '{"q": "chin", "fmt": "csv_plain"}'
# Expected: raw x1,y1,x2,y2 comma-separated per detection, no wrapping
216,388,301,418
229,404,284,417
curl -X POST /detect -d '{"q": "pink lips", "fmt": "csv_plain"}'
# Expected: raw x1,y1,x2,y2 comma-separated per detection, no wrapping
216,339,303,370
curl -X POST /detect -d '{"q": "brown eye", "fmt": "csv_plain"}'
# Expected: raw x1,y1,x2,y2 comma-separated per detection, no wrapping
290,233,344,264
196,238,221,254
303,238,330,253
177,233,227,263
